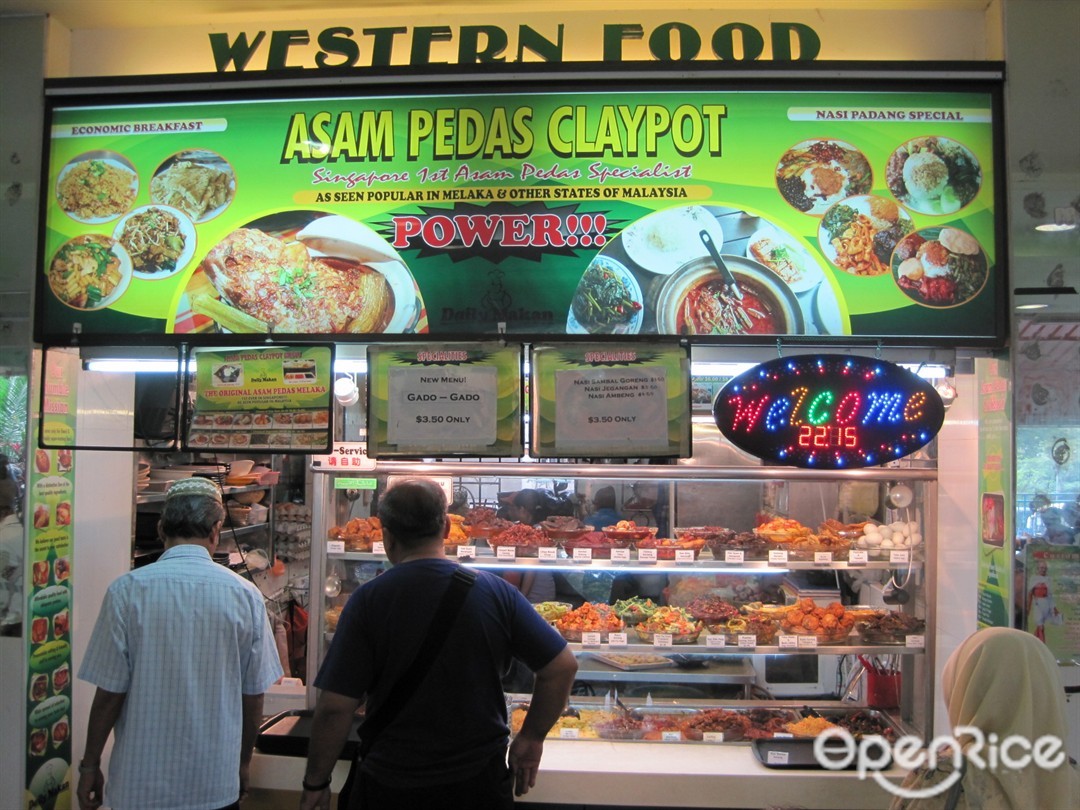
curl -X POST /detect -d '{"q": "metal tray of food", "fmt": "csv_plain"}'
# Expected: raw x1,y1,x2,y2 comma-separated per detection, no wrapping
255,709,362,759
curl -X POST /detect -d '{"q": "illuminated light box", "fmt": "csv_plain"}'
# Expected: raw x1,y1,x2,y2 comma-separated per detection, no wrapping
713,354,945,469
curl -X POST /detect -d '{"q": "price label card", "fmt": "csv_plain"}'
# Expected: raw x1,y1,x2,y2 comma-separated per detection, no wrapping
610,548,631,563
724,550,744,564
652,633,674,648
326,540,345,555
538,546,558,561
737,634,757,648
559,728,580,739
581,632,602,647
702,732,725,743
637,548,658,564
706,634,726,648
778,635,799,649
797,635,818,649
661,731,682,742
906,634,926,649
372,541,385,555
890,549,911,564
496,546,517,560
769,549,789,565
387,364,498,446
608,632,628,647
572,548,593,562
674,549,696,564
457,545,476,560
848,549,869,566
814,551,833,565
767,750,790,765
772,733,794,740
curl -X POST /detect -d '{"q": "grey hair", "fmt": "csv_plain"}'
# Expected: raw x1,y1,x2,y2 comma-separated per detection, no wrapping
377,478,447,550
159,494,225,540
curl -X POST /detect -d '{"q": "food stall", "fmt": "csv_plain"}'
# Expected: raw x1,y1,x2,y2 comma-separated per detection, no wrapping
23,24,1007,804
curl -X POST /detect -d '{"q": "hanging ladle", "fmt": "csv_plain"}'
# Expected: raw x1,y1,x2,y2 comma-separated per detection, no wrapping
700,230,741,301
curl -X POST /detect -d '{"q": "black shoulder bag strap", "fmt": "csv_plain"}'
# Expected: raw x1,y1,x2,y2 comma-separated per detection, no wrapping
357,565,477,758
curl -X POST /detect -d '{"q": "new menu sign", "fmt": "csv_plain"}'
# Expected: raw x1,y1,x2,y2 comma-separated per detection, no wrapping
37,80,1003,346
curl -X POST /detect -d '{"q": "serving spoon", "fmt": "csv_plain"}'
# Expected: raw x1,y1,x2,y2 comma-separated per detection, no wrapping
700,230,742,301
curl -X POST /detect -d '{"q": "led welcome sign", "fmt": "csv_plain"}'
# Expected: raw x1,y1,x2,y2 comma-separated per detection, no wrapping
713,355,945,469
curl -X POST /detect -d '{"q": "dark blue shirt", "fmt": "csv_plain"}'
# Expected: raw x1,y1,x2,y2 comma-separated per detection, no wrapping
316,558,567,788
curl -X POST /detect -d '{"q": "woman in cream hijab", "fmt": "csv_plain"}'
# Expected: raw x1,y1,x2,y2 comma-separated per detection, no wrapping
891,627,1079,809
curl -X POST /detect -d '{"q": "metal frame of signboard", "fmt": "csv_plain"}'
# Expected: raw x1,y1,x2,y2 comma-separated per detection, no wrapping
35,61,1008,349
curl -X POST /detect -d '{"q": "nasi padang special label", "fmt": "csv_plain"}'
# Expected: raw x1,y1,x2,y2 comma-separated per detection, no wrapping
186,346,333,452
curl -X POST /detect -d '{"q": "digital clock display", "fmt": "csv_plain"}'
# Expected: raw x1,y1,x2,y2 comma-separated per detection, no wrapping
713,355,945,469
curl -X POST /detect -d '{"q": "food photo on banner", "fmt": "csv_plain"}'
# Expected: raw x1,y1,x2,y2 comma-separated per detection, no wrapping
35,81,1003,345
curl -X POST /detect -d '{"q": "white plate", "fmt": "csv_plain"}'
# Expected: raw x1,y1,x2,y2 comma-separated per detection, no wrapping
114,205,198,280
620,206,724,275
55,152,139,224
746,225,825,294
47,234,133,311
150,150,236,224
566,256,643,335
817,195,913,277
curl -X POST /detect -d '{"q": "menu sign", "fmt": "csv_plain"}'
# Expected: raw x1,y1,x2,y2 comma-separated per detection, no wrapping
367,344,522,457
185,346,333,453
530,343,690,458
37,83,1002,345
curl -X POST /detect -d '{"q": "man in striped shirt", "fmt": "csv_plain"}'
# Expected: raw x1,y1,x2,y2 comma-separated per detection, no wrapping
77,477,282,810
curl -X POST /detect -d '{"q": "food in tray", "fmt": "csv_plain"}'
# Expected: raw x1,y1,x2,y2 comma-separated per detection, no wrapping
491,523,552,554
562,531,631,557
591,652,673,670
602,520,657,541
539,515,590,540
568,256,643,334
779,599,855,640
892,227,988,308
753,517,812,543
680,708,753,741
784,715,840,738
832,709,898,741
673,525,735,543
854,520,923,555
533,601,573,622
612,597,661,623
781,532,852,559
634,606,703,640
857,611,926,641
446,513,468,545
818,518,873,540
594,715,648,740
151,153,235,221
886,136,982,216
704,530,770,559
818,195,914,277
555,602,625,639
710,614,779,645
775,139,873,215
328,516,382,551
634,535,705,559
57,156,138,221
48,234,130,310
684,595,740,623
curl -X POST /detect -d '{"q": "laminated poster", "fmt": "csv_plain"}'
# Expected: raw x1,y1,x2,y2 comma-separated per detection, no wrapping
1024,543,1080,660
367,343,522,458
531,343,690,458
186,345,333,453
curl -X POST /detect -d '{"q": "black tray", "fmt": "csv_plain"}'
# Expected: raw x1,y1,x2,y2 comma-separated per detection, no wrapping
752,736,891,770
255,709,362,759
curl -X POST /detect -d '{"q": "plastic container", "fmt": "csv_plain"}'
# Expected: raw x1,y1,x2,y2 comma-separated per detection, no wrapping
866,670,901,709
248,502,269,524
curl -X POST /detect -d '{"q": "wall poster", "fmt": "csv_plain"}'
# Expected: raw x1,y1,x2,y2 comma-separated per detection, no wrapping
37,78,1003,347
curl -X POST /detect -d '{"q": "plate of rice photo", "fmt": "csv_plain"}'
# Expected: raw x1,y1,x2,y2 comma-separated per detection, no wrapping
55,151,138,224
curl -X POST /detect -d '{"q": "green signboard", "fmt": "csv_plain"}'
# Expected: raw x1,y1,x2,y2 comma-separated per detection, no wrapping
37,83,1002,345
